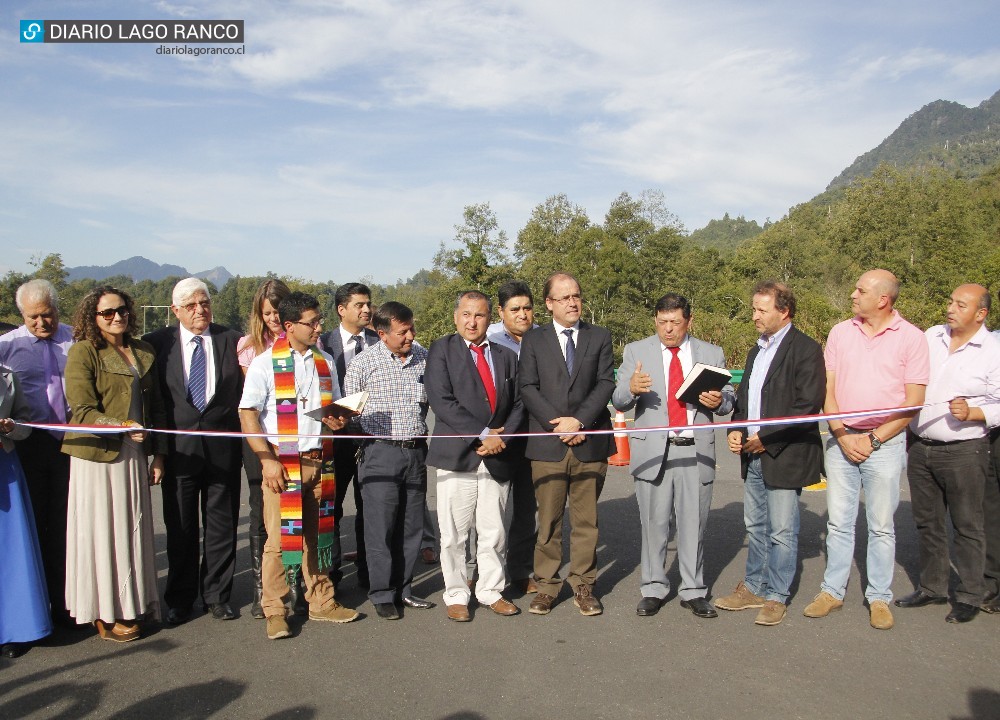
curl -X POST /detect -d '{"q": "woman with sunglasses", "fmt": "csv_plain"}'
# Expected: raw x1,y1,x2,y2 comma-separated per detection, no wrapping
62,286,167,642
237,278,292,618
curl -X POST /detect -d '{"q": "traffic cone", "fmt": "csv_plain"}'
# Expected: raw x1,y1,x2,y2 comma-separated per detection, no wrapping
608,411,630,466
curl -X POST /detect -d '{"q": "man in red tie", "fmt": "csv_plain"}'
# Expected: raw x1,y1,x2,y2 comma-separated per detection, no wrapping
425,291,524,621
612,294,735,619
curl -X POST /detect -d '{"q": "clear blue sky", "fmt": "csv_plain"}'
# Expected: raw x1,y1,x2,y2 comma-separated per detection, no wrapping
2,1,997,284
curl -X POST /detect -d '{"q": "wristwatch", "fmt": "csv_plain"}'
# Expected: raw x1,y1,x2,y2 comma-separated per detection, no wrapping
868,432,882,451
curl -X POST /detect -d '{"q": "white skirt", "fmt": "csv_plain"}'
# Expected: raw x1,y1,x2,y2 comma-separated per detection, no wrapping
65,440,160,624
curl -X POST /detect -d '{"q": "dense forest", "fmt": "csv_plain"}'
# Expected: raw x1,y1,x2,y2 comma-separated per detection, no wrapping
3,161,998,367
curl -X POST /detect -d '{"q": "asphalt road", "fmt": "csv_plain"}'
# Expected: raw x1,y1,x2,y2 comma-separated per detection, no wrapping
2,431,998,720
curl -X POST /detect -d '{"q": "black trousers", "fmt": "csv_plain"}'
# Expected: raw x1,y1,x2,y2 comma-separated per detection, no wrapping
330,438,367,585
907,437,988,605
241,439,265,541
983,428,1000,598
358,441,426,605
162,453,241,608
16,430,70,618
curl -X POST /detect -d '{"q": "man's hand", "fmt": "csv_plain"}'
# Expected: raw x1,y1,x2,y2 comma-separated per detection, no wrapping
837,433,873,464
148,454,165,485
476,428,506,456
550,416,585,444
727,430,743,454
741,433,766,455
630,361,652,395
124,419,146,443
0,418,14,434
322,415,348,432
699,390,723,409
262,457,289,493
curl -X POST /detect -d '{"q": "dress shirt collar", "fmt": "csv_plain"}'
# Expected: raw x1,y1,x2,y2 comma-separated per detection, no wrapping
931,322,991,352
757,321,792,350
660,334,690,354
179,322,210,345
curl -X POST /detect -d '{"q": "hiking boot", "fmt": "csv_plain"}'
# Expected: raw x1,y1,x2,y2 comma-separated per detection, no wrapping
266,615,291,640
309,601,360,623
574,585,603,616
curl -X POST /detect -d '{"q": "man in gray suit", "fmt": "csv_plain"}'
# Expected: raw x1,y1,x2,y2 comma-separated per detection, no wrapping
613,293,734,618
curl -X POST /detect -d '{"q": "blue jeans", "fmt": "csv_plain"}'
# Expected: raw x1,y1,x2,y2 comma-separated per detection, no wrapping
743,457,801,603
821,430,906,604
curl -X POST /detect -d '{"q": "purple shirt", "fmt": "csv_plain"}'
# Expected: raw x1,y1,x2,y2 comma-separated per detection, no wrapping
910,324,1000,441
824,310,929,430
0,323,74,422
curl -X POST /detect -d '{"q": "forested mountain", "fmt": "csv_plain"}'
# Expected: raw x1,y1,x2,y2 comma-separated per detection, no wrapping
828,90,1000,190
687,213,766,254
66,256,233,286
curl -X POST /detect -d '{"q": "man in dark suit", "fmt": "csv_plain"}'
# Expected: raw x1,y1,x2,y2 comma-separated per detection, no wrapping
612,293,735,620
426,291,524,622
518,272,615,616
715,281,825,626
144,277,244,624
318,282,378,589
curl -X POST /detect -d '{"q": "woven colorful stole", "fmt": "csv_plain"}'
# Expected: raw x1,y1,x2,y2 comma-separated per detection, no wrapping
271,334,336,573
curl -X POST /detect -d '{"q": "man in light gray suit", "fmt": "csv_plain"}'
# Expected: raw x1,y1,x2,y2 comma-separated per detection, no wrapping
613,293,734,619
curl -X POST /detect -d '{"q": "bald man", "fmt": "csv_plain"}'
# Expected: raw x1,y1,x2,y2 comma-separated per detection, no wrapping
803,270,928,630
898,284,1000,623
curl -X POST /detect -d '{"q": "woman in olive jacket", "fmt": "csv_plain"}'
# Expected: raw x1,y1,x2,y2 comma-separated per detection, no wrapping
62,286,167,643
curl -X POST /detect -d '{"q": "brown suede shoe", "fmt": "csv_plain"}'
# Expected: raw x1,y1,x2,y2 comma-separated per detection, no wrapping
309,600,359,623
446,604,471,622
714,581,765,611
869,600,894,630
754,600,787,626
803,591,844,618
529,593,556,615
266,615,291,640
489,598,520,616
574,585,603,616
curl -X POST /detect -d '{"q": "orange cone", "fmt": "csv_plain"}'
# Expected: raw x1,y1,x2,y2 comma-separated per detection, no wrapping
608,411,630,466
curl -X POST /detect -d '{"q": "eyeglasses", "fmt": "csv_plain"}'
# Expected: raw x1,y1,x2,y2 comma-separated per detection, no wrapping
548,293,582,305
180,300,211,312
294,317,324,329
95,306,130,321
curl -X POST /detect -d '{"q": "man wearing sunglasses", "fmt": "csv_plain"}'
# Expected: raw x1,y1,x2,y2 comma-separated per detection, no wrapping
144,278,245,625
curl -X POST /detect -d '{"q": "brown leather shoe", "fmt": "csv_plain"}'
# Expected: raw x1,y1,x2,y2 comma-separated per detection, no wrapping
574,585,603,616
94,619,140,643
513,577,538,594
446,604,470,622
489,598,520,616
529,593,556,615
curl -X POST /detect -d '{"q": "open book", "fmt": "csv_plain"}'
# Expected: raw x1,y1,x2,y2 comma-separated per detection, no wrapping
304,390,369,421
675,363,732,405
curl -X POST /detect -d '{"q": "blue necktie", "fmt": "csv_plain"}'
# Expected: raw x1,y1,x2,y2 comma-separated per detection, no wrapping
189,335,207,413
562,328,575,375
353,334,364,357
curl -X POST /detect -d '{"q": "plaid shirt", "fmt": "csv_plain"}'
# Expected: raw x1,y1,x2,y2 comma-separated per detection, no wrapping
344,340,428,440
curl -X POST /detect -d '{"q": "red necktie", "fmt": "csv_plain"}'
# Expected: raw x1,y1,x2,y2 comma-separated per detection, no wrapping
471,344,496,413
667,346,686,429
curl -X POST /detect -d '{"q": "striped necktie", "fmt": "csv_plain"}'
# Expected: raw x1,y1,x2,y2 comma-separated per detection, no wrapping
188,335,207,413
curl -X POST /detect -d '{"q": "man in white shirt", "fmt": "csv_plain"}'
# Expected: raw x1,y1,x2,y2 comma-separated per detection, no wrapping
240,292,360,640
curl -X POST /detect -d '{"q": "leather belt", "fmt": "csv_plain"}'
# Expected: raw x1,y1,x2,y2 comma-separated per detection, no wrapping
374,438,426,449
668,437,695,446
918,436,984,447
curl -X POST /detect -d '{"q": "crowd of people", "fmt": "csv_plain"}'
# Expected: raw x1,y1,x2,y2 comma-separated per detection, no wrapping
0,269,998,657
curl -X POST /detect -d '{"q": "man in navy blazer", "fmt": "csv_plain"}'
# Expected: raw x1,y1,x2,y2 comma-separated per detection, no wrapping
426,291,524,621
144,278,244,624
318,282,379,589
518,273,615,616
715,281,825,626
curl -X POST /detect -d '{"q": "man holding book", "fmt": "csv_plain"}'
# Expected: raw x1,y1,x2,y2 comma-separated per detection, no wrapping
612,293,734,619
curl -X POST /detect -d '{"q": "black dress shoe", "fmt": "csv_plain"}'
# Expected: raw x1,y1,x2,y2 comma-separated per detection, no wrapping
946,602,980,624
636,597,664,616
207,603,237,621
1,643,26,659
981,591,1000,614
680,597,719,618
165,607,193,626
374,603,400,620
894,590,948,608
400,596,435,609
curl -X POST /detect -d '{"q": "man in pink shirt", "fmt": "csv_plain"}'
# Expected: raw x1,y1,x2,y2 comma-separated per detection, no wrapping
803,269,929,630
897,284,1000,623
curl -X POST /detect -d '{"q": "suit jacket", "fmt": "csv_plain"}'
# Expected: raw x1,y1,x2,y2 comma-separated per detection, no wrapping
518,321,615,463
732,325,826,489
319,326,380,394
612,335,735,483
425,334,524,481
143,323,244,474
